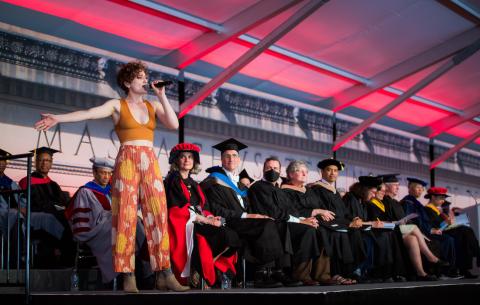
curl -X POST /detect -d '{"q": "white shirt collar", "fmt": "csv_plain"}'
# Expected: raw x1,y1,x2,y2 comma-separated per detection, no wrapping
222,167,239,183
320,178,335,186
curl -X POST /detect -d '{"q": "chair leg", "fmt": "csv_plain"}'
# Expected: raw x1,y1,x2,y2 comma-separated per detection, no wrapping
1,234,4,270
242,258,246,289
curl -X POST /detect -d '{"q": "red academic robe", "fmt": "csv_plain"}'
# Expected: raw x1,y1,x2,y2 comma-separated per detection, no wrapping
167,174,236,286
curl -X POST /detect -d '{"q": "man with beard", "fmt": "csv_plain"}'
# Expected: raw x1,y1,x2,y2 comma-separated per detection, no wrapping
19,147,75,267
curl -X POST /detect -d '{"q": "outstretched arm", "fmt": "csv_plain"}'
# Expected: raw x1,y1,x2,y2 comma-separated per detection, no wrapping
150,81,179,130
35,99,117,130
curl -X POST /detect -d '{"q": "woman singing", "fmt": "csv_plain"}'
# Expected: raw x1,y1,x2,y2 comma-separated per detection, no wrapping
35,61,188,293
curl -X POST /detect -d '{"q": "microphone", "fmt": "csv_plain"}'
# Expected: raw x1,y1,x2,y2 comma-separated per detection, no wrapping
143,81,173,91
467,190,479,205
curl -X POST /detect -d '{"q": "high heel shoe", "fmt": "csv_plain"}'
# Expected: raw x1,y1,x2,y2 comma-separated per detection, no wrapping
417,274,438,281
432,259,449,267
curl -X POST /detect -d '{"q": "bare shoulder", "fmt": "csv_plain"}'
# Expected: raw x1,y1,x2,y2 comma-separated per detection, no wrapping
105,98,120,107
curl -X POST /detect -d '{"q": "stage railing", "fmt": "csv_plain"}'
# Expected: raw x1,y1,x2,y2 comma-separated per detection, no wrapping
0,152,33,304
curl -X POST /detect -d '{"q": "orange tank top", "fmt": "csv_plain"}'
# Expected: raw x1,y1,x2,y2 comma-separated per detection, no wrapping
114,99,156,143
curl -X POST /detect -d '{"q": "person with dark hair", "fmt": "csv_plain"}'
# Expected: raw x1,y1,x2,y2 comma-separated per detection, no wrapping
367,183,409,282
0,148,24,266
18,147,75,268
343,176,398,282
239,169,254,188
423,187,480,279
308,159,365,285
201,138,285,288
249,157,321,286
34,60,184,292
165,143,241,289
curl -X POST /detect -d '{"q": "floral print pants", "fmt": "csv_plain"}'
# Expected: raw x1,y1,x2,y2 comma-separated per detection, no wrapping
111,145,170,272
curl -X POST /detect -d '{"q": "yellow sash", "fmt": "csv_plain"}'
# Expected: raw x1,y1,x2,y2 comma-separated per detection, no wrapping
425,203,441,216
370,198,385,213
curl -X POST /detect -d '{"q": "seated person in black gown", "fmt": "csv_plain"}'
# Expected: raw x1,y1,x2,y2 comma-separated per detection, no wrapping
308,159,366,285
423,187,480,279
0,148,24,266
343,176,399,283
249,157,322,286
239,169,254,188
18,147,75,267
201,138,285,288
165,142,241,288
378,174,443,281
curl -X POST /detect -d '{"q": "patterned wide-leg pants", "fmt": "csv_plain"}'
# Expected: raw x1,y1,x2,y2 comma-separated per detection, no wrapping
111,145,170,272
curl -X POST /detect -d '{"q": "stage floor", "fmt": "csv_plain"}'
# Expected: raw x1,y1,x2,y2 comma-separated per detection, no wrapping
2,278,480,305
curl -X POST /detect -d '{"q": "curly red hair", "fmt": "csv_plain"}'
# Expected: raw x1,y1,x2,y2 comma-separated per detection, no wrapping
116,61,148,94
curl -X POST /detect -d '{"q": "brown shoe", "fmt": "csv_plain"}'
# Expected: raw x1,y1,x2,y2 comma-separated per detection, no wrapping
157,273,190,292
165,273,190,292
123,274,139,293
156,272,167,290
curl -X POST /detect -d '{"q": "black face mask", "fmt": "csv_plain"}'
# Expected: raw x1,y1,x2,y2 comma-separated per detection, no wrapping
264,169,280,182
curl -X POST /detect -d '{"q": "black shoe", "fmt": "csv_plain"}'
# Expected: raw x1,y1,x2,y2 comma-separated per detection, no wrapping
254,277,283,288
382,277,394,283
433,259,450,267
271,271,303,287
393,275,407,282
417,274,438,281
445,270,463,279
254,269,283,289
461,270,478,279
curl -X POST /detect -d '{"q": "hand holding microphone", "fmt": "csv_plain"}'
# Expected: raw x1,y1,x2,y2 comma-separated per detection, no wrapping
144,80,173,94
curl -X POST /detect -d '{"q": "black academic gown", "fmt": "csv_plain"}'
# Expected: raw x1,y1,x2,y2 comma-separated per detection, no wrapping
424,205,480,273
24,172,68,213
19,171,75,266
201,168,283,265
382,195,417,276
367,199,408,277
308,183,363,277
249,180,321,266
344,192,394,279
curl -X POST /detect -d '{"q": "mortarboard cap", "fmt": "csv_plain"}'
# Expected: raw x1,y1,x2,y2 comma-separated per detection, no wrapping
407,177,428,187
239,169,254,183
205,166,223,174
0,148,12,157
30,147,60,156
89,157,115,171
212,138,247,153
317,158,345,170
358,176,383,188
377,174,399,183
